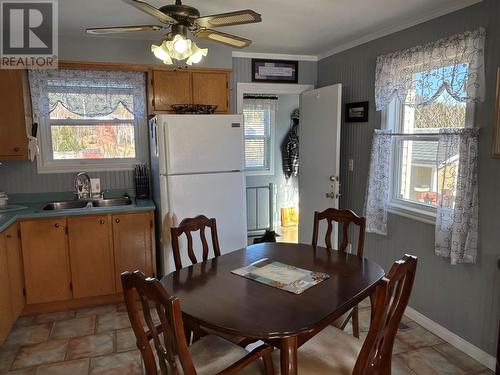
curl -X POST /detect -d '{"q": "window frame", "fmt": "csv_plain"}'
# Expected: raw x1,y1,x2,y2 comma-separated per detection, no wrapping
382,97,475,224
243,105,276,177
35,75,147,174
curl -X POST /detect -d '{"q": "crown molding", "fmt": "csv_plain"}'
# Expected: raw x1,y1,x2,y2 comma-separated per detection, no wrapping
317,0,483,60
232,51,318,62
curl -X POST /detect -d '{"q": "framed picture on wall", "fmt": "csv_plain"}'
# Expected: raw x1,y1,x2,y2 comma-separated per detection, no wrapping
345,101,369,123
492,67,500,158
252,59,298,83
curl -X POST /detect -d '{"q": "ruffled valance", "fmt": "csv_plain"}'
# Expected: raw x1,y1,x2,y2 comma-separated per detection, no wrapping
28,69,146,119
375,28,485,111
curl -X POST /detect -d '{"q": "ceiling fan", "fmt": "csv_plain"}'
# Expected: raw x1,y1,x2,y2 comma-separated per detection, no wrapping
86,0,262,65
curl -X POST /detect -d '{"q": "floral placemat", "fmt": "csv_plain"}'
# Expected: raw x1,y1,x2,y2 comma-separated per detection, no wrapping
231,258,329,295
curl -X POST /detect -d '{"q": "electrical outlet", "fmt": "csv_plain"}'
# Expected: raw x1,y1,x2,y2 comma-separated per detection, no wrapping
348,159,354,172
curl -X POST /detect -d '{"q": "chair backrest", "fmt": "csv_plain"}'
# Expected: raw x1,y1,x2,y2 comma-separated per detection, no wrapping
312,208,366,255
352,255,418,375
121,270,196,375
170,215,221,270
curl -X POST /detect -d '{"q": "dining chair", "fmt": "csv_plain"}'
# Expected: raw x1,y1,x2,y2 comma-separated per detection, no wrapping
272,254,418,375
171,215,221,271
171,215,249,345
312,208,366,337
121,270,274,375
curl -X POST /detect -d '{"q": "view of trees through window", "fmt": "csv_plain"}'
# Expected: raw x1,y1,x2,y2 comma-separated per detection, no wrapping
49,102,136,160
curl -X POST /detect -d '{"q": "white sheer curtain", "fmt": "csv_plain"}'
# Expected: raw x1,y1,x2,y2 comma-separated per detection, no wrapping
28,69,147,121
375,28,485,111
365,29,484,264
435,128,479,264
364,130,392,235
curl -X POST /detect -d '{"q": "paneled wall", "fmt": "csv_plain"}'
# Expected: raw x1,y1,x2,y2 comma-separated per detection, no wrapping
318,0,500,356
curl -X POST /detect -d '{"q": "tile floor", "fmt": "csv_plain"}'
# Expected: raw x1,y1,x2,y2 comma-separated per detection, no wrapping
0,302,494,374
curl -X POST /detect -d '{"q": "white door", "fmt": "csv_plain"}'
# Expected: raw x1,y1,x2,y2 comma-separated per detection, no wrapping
160,171,247,275
161,114,244,175
298,84,342,247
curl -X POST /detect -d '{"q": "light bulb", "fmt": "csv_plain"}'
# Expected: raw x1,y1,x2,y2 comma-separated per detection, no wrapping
151,43,173,65
173,36,188,53
190,51,203,64
186,42,208,65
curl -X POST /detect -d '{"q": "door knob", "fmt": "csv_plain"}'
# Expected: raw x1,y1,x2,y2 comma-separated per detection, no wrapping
329,175,338,182
325,192,335,199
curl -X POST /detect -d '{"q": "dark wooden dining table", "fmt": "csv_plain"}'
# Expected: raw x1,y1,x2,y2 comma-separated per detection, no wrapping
161,242,385,375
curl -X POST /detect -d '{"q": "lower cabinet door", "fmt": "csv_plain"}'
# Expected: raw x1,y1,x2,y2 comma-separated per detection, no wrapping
68,215,116,299
5,223,25,318
20,219,72,304
0,233,14,344
112,212,153,292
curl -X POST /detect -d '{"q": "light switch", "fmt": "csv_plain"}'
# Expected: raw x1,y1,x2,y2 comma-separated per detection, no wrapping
348,159,354,172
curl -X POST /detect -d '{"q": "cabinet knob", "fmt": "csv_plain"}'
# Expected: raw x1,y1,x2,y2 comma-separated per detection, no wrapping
6,234,12,238
100,219,105,224
14,146,20,152
55,223,60,228
115,218,120,223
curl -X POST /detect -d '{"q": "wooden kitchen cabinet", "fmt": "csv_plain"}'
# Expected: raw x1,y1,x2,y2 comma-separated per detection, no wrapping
0,70,31,160
152,70,192,112
191,71,229,113
4,223,25,318
0,233,14,344
149,68,231,114
20,218,73,304
112,212,155,292
67,215,115,299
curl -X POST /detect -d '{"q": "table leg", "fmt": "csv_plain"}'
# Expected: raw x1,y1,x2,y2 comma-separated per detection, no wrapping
280,336,298,375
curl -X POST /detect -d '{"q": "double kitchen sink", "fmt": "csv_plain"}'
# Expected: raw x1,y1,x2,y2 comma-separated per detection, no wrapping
41,196,132,211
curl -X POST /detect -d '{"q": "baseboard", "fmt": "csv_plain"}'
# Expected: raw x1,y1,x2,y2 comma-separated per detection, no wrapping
405,306,496,371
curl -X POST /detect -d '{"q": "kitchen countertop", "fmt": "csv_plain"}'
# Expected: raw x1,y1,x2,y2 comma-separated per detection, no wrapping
0,194,156,232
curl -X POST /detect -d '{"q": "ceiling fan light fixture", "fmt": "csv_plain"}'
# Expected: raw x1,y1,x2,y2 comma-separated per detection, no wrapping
186,42,208,65
165,34,193,60
151,42,173,64
172,34,189,53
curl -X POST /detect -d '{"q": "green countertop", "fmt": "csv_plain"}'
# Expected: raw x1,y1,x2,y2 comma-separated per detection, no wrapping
0,193,156,232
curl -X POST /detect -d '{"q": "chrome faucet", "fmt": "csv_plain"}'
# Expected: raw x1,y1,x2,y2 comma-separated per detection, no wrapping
75,172,91,200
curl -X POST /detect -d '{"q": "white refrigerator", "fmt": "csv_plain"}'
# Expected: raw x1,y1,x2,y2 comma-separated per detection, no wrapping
150,114,247,276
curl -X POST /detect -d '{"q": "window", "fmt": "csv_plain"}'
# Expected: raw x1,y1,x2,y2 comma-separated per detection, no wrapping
384,64,473,221
29,69,147,173
242,98,276,175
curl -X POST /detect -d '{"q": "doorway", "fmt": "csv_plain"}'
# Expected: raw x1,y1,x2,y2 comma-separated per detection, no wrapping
237,83,313,244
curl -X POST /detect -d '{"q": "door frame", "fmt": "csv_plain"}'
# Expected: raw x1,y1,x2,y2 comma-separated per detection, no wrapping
236,83,314,114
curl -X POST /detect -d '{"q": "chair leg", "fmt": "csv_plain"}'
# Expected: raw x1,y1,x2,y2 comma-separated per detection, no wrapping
352,305,360,338
262,351,274,375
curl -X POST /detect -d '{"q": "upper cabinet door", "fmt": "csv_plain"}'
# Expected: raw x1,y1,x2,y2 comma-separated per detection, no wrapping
20,218,73,304
0,70,31,160
191,72,229,113
152,70,192,112
67,215,115,299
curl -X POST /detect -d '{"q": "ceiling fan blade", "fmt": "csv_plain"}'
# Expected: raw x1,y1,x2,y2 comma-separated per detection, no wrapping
122,0,178,24
195,9,261,28
86,25,164,35
195,29,252,48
